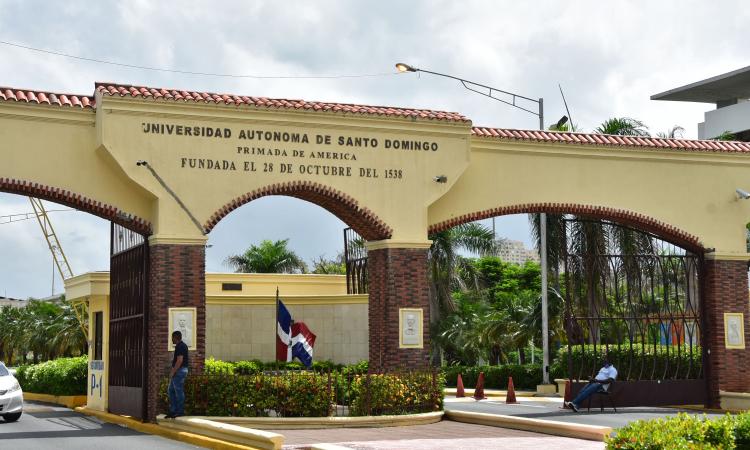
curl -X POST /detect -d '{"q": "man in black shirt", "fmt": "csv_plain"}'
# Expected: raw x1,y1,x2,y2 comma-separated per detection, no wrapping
165,330,189,418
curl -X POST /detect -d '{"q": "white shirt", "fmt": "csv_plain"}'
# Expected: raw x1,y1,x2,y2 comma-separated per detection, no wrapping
595,365,618,391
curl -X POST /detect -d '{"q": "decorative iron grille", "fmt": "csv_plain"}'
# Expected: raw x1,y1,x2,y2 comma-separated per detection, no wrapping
344,227,368,294
111,222,146,256
109,222,149,419
560,217,703,382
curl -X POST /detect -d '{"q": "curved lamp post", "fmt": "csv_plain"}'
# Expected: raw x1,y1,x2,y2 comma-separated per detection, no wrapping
397,62,556,385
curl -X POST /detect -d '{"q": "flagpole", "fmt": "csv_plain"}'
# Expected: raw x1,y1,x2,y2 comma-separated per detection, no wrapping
275,287,279,362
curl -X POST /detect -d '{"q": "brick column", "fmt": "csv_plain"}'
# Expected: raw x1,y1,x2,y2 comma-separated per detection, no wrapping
367,246,431,372
146,242,206,422
703,258,750,408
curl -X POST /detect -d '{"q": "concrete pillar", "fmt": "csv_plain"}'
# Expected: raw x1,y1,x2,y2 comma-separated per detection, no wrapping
367,242,431,372
145,239,206,422
703,258,750,408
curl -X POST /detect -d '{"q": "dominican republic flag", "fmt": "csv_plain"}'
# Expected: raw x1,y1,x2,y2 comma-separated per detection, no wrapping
276,299,293,362
276,298,317,367
290,322,317,368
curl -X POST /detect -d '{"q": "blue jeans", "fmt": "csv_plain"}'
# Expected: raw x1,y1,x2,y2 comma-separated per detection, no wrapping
571,382,604,407
168,367,188,416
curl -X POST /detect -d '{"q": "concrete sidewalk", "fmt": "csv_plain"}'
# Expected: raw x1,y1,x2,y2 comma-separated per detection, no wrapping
445,396,725,430
279,420,604,449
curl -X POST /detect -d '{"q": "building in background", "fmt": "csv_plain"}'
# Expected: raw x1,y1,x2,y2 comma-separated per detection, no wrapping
495,238,540,265
0,296,27,308
652,66,750,141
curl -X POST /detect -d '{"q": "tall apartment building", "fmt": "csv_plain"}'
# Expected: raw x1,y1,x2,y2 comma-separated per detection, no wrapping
495,239,540,265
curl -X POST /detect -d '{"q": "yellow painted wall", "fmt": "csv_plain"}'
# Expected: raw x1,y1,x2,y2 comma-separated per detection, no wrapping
4,90,750,257
429,138,750,255
68,272,369,367
66,273,111,412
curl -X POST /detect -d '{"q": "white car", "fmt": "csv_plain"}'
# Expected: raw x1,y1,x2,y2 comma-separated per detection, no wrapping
0,362,22,422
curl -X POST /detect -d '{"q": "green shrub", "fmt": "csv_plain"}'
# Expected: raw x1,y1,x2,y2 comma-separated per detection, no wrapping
607,412,750,450
735,412,750,450
15,356,87,396
552,344,702,381
204,357,236,375
349,371,443,416
233,360,262,375
159,370,441,418
442,364,542,390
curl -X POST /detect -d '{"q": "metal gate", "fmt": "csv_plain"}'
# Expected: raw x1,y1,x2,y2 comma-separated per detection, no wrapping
108,223,149,418
344,227,368,294
560,217,706,406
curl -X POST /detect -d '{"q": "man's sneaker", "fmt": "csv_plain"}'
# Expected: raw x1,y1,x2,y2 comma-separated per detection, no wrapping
570,402,579,413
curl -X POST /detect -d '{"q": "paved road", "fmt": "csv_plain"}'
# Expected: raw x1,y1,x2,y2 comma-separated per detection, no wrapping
445,397,723,430
0,401,197,450
280,420,604,449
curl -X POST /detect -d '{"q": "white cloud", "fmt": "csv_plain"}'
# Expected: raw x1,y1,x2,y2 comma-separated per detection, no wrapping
2,0,748,296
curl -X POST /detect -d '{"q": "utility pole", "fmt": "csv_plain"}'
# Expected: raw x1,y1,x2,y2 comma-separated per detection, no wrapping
541,212,550,384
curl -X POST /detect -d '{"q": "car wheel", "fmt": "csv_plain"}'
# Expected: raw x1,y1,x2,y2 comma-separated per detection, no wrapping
2,412,22,422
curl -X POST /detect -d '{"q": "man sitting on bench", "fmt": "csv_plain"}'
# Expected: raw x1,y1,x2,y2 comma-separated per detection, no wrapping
566,358,617,413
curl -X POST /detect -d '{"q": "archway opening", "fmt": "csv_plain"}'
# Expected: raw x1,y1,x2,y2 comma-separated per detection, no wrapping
204,193,381,367
430,209,706,407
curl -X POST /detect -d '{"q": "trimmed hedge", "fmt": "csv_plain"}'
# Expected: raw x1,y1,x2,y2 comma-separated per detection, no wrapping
204,357,368,375
15,356,87,396
443,364,542,390
552,344,703,381
607,412,750,449
159,370,442,417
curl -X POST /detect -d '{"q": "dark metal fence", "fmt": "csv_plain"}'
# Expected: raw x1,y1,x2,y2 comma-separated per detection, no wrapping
108,222,149,419
560,217,705,405
344,228,368,294
161,369,442,417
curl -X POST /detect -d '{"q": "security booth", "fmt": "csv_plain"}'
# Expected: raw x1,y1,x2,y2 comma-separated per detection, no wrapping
65,272,110,412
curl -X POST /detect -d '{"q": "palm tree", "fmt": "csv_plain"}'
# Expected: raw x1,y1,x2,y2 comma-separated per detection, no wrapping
225,239,307,273
656,125,685,139
595,117,649,136
46,300,87,358
427,223,496,319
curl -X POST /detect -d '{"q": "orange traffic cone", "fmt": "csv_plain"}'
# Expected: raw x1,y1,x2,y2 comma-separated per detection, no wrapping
506,376,518,404
473,372,486,400
563,380,572,409
456,374,465,398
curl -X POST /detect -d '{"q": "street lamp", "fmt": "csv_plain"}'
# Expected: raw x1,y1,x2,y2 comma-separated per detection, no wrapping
395,62,545,130
397,62,554,386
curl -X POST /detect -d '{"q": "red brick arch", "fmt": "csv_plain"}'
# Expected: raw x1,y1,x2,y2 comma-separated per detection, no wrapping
204,181,393,241
0,178,152,235
429,203,704,252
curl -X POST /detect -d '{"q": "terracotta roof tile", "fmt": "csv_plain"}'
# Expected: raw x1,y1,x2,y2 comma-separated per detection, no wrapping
92,82,469,123
0,87,95,109
472,126,750,153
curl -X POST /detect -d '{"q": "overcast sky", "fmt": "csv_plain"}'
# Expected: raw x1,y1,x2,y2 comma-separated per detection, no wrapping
1,0,748,299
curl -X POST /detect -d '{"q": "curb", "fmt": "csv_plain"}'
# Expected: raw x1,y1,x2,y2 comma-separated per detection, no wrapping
25,393,87,409
75,407,259,449
445,410,612,442
191,411,444,429
159,417,284,450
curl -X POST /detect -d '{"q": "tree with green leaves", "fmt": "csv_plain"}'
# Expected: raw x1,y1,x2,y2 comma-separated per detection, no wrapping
225,239,307,274
427,223,496,318
310,254,346,275
595,117,649,136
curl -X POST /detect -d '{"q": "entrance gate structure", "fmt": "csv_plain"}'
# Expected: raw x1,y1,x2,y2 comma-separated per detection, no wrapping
108,223,149,419
3,83,750,419
560,218,706,406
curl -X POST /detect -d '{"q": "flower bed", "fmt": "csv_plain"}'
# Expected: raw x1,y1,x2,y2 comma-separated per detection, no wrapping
606,412,750,449
159,370,443,417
